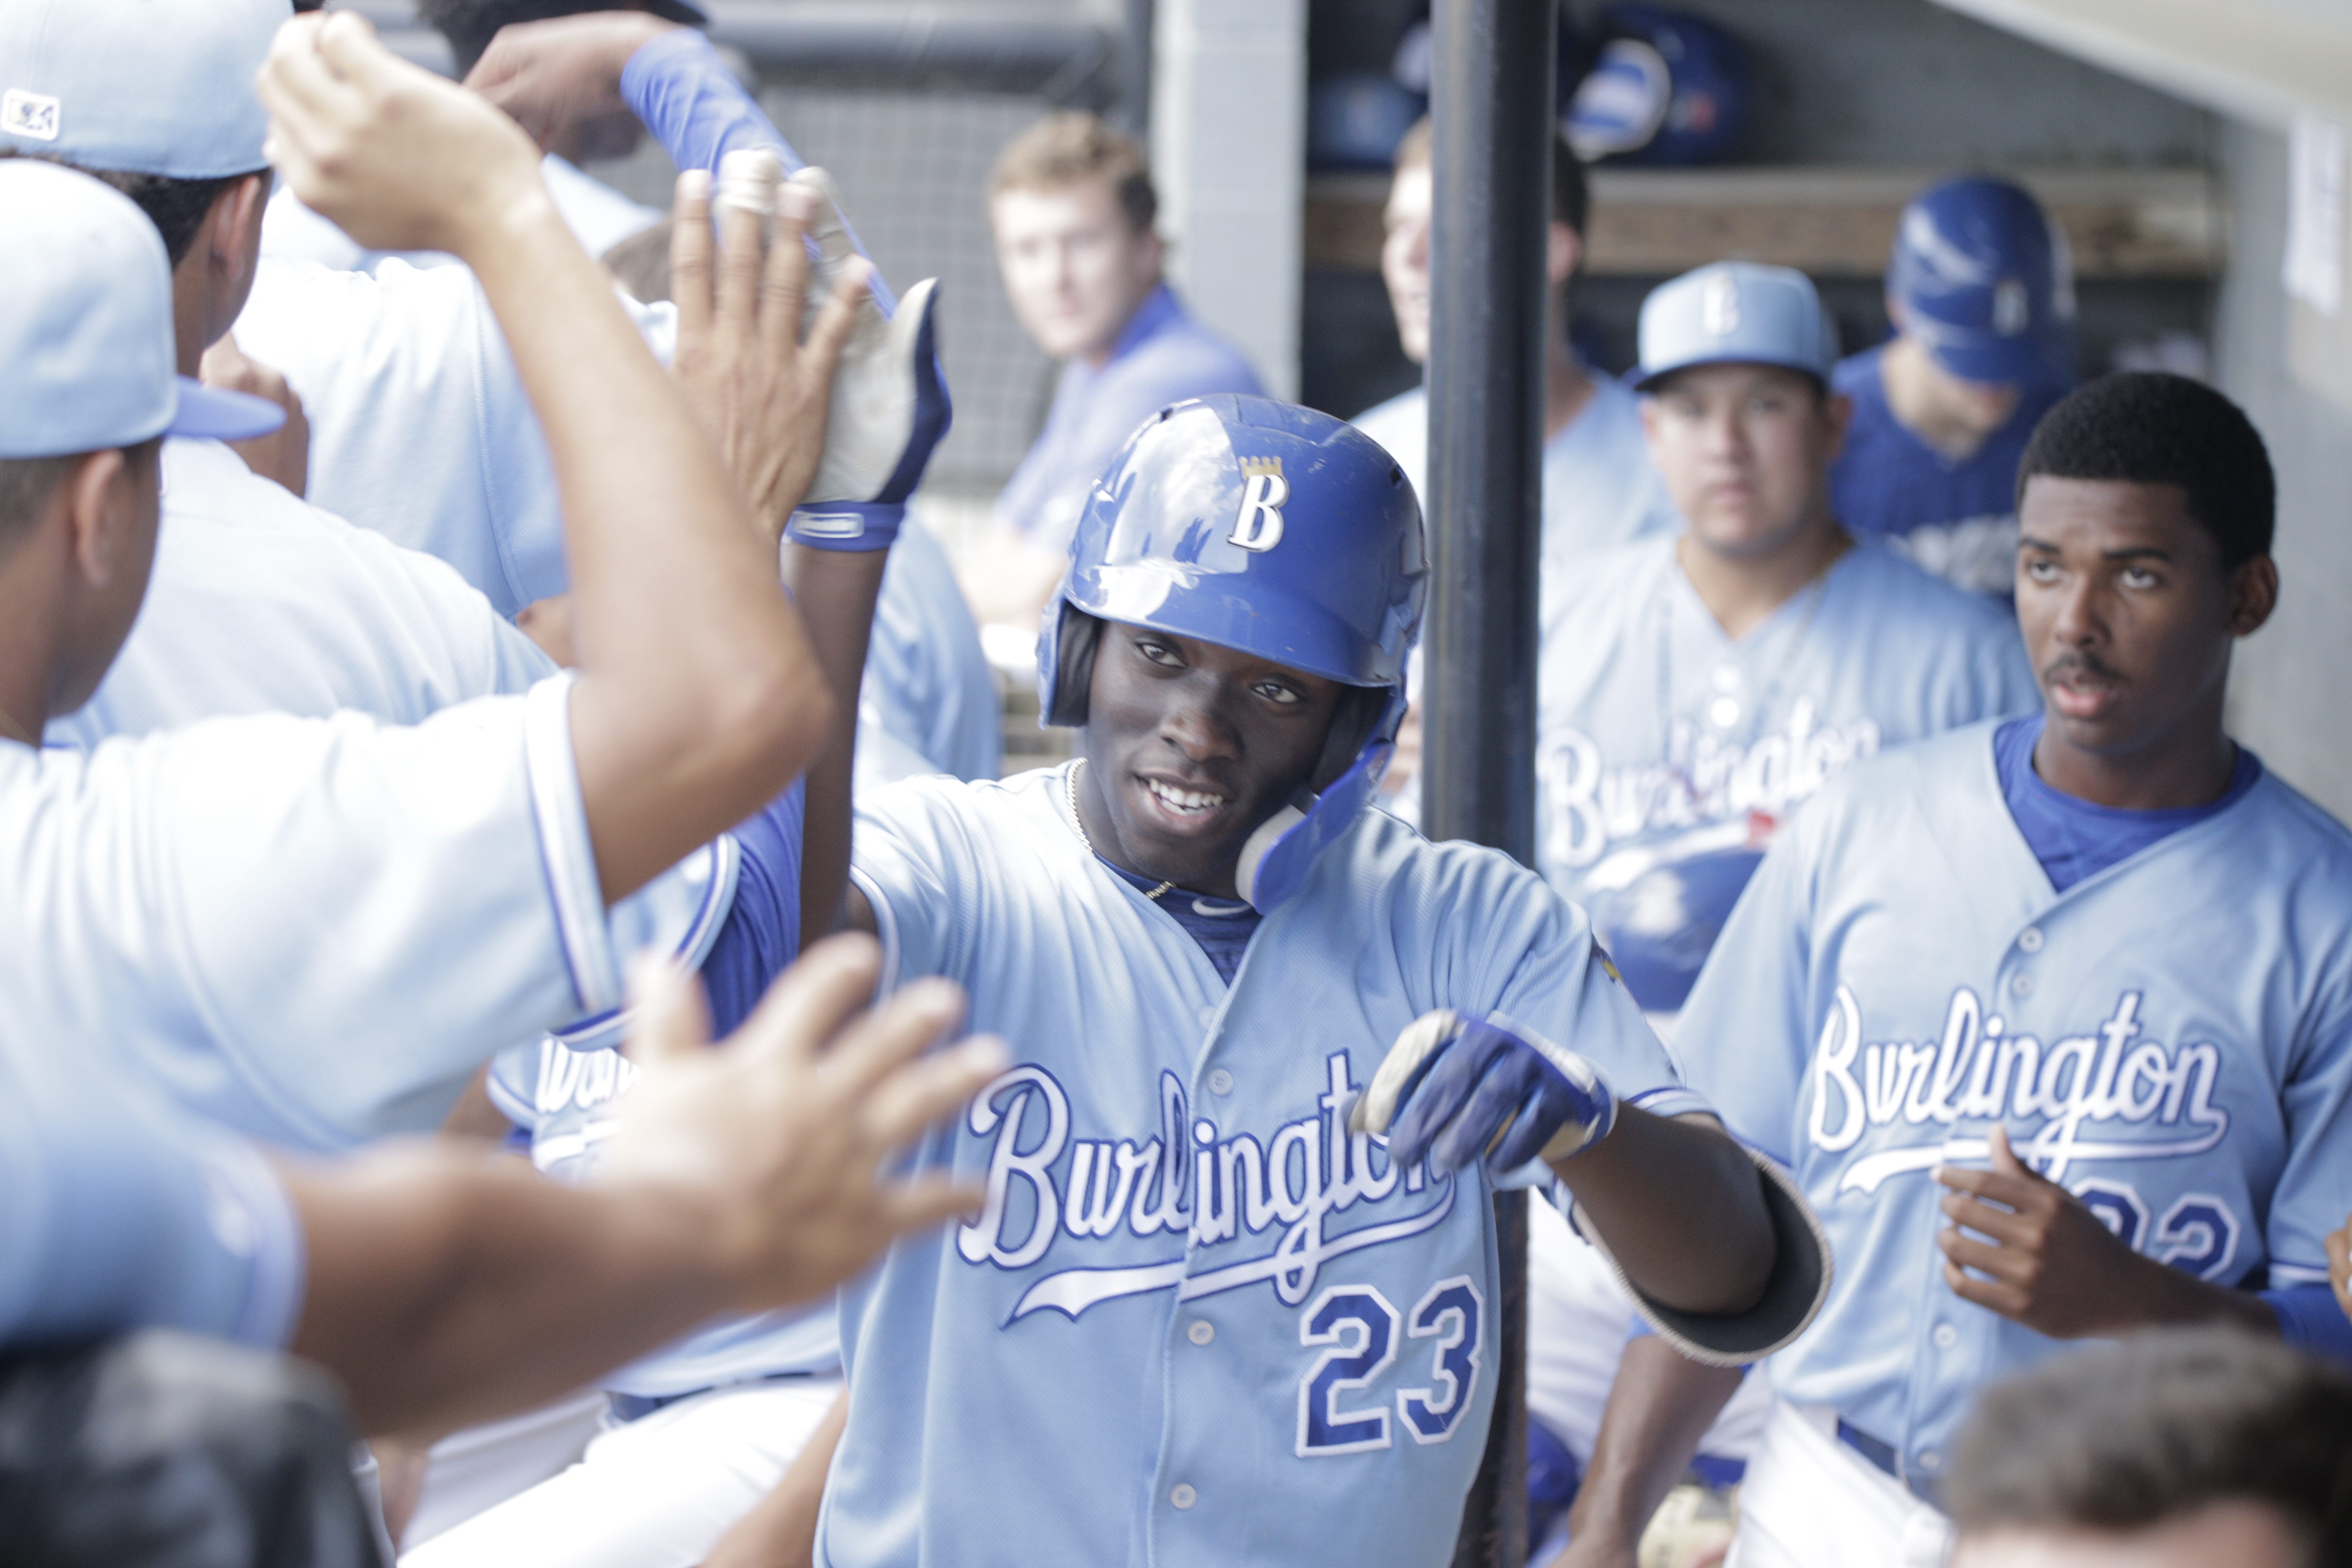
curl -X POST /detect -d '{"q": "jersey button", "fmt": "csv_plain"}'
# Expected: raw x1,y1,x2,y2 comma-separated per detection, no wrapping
1916,1449,1943,1473
1170,1483,1198,1510
2010,972,2034,998
1207,1069,1234,1096
1187,1319,1216,1346
1197,1006,1218,1030
1931,1323,1958,1350
2018,926,2045,953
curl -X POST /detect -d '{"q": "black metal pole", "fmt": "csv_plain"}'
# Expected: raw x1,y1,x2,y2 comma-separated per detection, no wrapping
1426,1,1555,1565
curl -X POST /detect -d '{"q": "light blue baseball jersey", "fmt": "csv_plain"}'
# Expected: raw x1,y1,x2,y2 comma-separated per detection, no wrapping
826,766,1706,1568
1352,371,1681,602
49,438,552,744
260,152,663,278
0,677,666,1152
861,521,1000,784
0,1011,301,1354
1674,723,2352,1479
1536,536,2037,979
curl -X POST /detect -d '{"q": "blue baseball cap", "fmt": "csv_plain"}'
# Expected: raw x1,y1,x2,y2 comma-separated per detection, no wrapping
1633,261,1839,392
0,0,288,179
1889,176,2074,386
0,161,284,459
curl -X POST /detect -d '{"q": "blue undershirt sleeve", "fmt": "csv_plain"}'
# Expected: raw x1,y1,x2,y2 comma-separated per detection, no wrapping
2261,1284,2352,1367
694,781,808,1039
621,28,796,180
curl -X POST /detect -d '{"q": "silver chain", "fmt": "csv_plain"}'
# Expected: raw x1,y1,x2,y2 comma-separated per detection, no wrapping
1066,759,1174,900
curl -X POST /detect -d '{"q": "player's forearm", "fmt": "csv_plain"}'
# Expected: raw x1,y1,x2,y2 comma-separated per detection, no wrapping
456,193,830,903
2107,1256,2278,1338
1550,1108,1773,1316
282,1145,734,1437
1561,1337,1745,1561
783,545,889,936
703,1385,846,1568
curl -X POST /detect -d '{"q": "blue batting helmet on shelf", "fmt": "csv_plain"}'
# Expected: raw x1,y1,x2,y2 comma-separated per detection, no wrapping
1039,395,1427,911
1580,815,1774,1013
1888,175,2076,385
1562,4,1749,167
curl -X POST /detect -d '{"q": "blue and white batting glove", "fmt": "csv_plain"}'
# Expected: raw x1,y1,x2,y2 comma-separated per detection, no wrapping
1350,1009,1617,1173
730,159,949,554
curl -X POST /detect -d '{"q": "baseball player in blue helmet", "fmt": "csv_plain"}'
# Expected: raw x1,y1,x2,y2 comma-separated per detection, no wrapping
749,393,1828,1568
1830,176,2078,597
1568,373,2352,1568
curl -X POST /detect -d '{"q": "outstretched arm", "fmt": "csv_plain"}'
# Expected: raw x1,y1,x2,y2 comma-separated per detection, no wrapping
258,13,844,903
285,937,1002,1438
1550,1109,1773,1317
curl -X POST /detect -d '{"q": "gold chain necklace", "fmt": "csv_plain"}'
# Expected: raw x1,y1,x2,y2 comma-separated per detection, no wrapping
1066,759,1173,900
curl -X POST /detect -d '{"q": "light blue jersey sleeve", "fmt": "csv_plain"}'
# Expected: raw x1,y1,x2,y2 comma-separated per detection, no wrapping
1665,811,1821,1165
2264,967,2352,1286
0,1025,303,1353
848,776,984,989
861,525,1001,783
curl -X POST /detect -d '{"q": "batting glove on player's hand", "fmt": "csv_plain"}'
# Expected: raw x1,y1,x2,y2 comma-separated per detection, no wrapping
1350,1010,1617,1174
728,158,948,555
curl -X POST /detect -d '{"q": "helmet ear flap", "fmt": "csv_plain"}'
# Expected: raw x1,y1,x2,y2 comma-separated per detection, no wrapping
1309,686,1390,794
1046,606,1102,728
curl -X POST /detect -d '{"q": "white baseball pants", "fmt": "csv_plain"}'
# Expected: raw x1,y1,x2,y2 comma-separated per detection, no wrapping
1724,1401,1952,1568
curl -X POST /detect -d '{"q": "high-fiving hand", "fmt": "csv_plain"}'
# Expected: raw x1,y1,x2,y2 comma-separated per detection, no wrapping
256,11,551,259
601,933,1004,1312
668,160,871,554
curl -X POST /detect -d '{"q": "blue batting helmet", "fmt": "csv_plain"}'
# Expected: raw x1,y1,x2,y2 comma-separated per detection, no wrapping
1562,5,1750,167
1039,395,1427,911
1888,176,2075,386
1579,815,1773,1013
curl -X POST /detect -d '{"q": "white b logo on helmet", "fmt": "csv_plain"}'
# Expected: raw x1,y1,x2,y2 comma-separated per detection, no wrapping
1993,276,2030,337
1700,272,1741,337
1229,457,1288,552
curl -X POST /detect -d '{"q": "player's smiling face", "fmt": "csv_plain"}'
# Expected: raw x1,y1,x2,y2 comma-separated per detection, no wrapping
2015,476,2274,767
1077,622,1344,899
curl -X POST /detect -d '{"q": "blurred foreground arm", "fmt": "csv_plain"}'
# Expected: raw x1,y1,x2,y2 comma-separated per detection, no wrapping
1549,1338,1746,1568
257,12,839,903
287,936,1002,1437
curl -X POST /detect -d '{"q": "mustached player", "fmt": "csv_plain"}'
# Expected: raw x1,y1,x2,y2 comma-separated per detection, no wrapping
771,395,1828,1566
1562,374,2352,1568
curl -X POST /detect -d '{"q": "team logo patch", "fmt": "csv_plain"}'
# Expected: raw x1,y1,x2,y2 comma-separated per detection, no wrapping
1992,276,2030,336
1700,272,1741,337
1229,456,1288,552
2,89,61,143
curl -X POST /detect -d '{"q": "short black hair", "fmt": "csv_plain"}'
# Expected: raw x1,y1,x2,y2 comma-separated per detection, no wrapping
418,0,702,77
0,151,261,268
2017,371,2275,573
1946,1329,2352,1563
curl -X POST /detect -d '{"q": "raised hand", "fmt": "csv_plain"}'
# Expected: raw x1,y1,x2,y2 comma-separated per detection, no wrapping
599,934,1006,1310
256,11,550,258
668,158,870,555
462,10,676,158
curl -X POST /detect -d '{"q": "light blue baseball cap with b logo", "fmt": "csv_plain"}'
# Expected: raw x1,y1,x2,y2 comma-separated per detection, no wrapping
1632,261,1841,392
0,0,290,179
0,160,285,458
